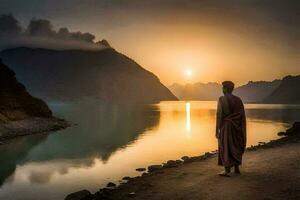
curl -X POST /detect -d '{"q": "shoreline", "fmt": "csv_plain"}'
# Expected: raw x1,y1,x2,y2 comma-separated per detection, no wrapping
0,117,70,144
65,122,300,200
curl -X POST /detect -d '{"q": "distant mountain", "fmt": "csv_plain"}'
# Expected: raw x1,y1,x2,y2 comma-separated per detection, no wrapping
234,80,281,102
169,82,222,100
169,79,284,103
0,47,177,103
264,75,300,104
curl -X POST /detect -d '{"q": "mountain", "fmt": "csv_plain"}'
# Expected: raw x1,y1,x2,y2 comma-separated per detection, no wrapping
234,80,281,102
169,79,282,103
0,47,177,103
264,75,300,104
0,59,52,122
0,59,68,140
169,82,222,100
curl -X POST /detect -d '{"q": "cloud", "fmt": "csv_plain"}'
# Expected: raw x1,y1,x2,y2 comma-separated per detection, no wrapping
0,13,22,35
0,14,109,50
27,18,55,37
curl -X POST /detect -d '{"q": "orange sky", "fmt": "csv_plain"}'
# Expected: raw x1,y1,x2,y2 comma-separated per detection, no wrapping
106,23,299,86
2,0,299,86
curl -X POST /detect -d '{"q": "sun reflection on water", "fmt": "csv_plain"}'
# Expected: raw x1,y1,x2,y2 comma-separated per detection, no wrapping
0,101,295,200
186,102,191,138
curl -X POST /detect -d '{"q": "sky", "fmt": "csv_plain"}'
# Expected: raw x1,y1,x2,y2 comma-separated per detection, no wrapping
0,0,299,86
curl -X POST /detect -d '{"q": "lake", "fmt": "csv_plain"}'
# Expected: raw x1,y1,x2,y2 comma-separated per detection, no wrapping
1,101,300,200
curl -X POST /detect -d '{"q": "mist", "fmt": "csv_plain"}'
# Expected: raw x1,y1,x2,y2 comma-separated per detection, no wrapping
0,14,109,50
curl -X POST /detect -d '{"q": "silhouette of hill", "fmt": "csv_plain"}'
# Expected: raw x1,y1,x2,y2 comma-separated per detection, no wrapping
234,80,281,102
0,59,52,122
0,59,68,141
169,79,283,103
264,75,300,104
169,82,221,100
0,47,177,103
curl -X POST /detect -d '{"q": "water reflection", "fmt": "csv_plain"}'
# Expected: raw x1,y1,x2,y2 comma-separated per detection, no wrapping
185,102,191,138
33,102,160,162
0,135,48,186
0,102,160,187
246,108,300,123
0,101,300,200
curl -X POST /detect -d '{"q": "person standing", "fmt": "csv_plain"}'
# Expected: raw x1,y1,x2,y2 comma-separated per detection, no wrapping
216,81,247,176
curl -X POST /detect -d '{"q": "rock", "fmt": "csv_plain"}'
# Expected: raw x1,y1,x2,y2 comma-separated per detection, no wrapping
181,156,190,161
65,190,92,200
247,145,257,151
278,132,287,136
107,182,116,187
0,59,68,141
258,142,266,145
163,160,179,168
204,152,213,157
186,156,198,162
277,122,300,136
96,188,113,198
180,154,214,164
0,59,52,122
175,160,183,164
127,192,136,197
141,172,149,177
293,122,300,130
136,168,146,172
122,176,133,181
286,122,300,135
148,165,162,172
278,122,300,137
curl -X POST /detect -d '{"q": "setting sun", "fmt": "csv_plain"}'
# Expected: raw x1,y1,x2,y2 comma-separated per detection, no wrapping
185,69,193,77
0,1,299,200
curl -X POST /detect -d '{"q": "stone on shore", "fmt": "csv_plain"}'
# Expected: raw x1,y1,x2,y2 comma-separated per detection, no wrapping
122,176,133,181
127,192,136,197
163,160,180,168
65,190,92,200
181,156,190,161
286,122,300,135
136,168,146,172
107,182,116,187
148,165,162,172
278,131,286,136
278,122,300,136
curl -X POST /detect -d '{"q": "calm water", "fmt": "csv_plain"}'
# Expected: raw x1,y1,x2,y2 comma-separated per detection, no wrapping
1,101,300,200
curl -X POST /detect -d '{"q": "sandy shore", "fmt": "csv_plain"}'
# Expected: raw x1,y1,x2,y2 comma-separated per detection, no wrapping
66,124,300,200
0,117,70,143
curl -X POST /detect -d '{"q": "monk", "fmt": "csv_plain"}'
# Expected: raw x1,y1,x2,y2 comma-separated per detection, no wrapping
216,81,247,176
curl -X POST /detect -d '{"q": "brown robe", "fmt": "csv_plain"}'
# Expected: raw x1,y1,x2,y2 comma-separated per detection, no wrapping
216,93,247,167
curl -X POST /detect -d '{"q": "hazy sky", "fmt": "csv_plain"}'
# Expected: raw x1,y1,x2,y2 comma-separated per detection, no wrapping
0,0,299,85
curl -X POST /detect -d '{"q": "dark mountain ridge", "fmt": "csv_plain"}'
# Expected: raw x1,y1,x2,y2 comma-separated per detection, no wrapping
264,75,300,104
234,80,281,102
0,47,177,103
169,82,222,101
0,59,52,122
169,76,299,103
0,59,68,141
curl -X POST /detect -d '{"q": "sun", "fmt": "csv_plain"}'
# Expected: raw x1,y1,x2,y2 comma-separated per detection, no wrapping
185,69,193,77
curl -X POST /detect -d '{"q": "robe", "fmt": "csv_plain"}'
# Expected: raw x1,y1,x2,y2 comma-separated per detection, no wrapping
216,93,247,167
